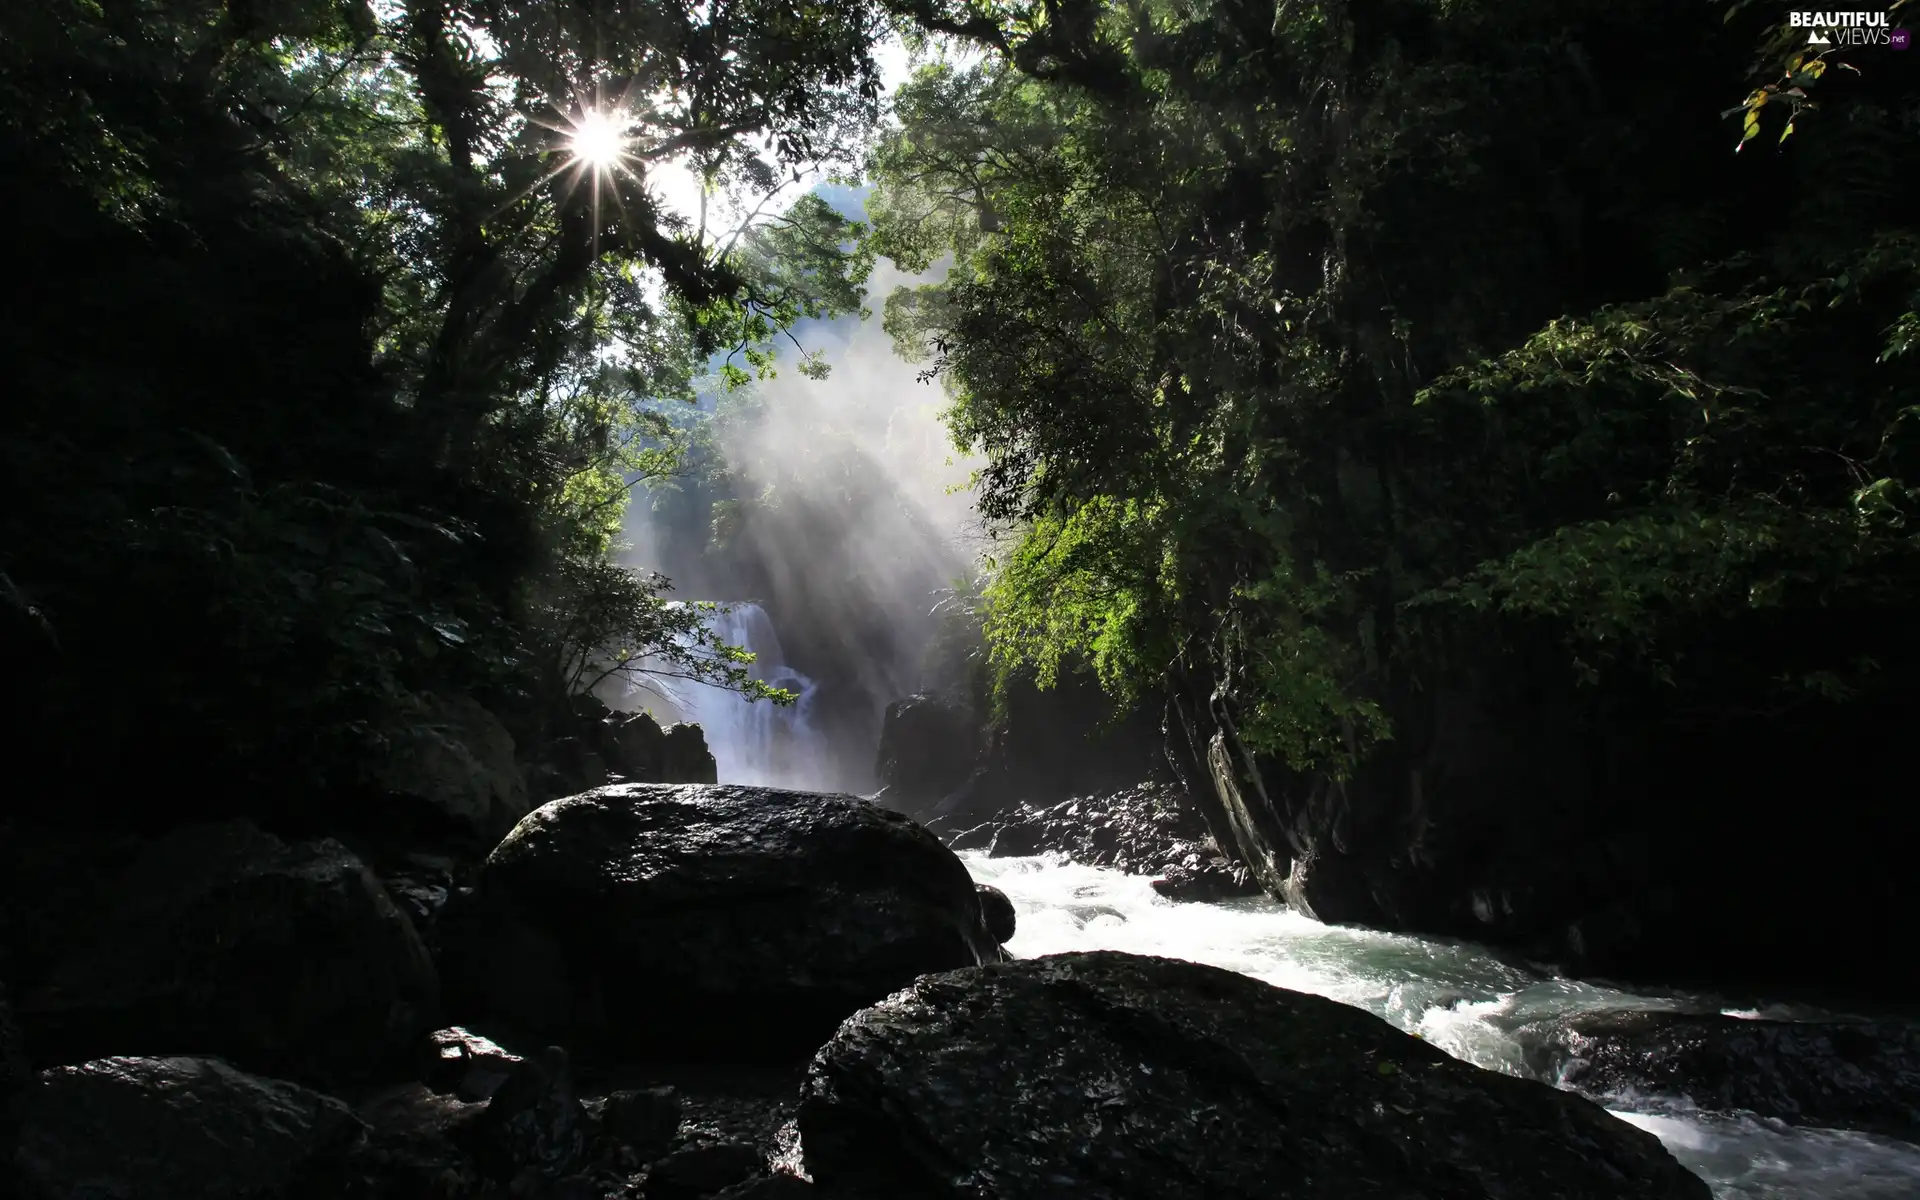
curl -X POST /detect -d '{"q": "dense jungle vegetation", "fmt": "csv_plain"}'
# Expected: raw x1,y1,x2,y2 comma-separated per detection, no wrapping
871,0,1920,779
2,0,1915,835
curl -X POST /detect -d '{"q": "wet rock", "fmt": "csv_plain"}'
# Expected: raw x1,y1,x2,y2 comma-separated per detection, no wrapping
15,1056,365,1200
798,951,1710,1200
1150,852,1260,903
713,1174,813,1199
947,782,1237,892
644,1140,765,1199
1518,1008,1920,1143
460,784,1001,1058
469,1045,590,1186
975,884,1016,944
426,1026,524,1103
20,820,437,1088
602,1085,682,1160
873,694,979,817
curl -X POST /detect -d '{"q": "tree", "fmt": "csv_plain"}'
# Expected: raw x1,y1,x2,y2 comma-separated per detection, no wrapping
0,0,892,820
866,0,1920,775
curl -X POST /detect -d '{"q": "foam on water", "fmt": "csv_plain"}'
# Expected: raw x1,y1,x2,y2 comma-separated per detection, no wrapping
963,852,1920,1200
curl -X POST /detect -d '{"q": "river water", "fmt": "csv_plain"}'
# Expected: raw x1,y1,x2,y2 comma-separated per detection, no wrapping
961,852,1920,1200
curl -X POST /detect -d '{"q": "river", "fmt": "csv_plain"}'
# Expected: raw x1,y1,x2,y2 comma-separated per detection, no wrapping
961,852,1920,1200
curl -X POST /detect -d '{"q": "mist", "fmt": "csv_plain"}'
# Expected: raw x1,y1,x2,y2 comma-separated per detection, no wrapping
616,253,987,793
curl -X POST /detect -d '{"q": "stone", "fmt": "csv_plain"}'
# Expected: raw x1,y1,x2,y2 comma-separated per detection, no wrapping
467,1045,590,1186
20,820,437,1089
602,1085,682,1160
1517,1008,1920,1143
873,694,979,816
426,1026,523,1103
661,723,719,785
975,884,1016,944
712,1173,814,1199
599,711,718,786
15,1056,365,1200
604,710,670,782
348,1082,490,1197
460,784,1001,1058
1150,853,1260,903
948,781,1216,881
373,691,528,837
798,951,1711,1200
1,981,25,1172
644,1141,766,1199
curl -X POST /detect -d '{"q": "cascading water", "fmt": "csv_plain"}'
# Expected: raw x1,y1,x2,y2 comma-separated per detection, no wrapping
680,603,825,788
964,853,1920,1200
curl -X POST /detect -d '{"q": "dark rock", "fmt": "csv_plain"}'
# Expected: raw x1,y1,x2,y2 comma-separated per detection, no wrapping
602,1085,682,1160
372,691,529,838
348,1082,490,1197
15,1056,365,1200
20,821,437,1088
661,723,720,785
426,1025,523,1103
0,824,147,989
873,694,979,816
459,784,1001,1058
798,951,1710,1200
603,708,668,780
948,782,1215,882
975,884,1016,944
1150,852,1261,903
1517,1008,1920,1143
1,982,25,1179
644,1141,765,1199
467,1045,590,1186
384,853,459,955
597,710,720,787
712,1174,813,1199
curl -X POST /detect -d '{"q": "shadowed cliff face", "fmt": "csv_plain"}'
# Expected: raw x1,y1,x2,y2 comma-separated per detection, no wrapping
1168,624,1920,1004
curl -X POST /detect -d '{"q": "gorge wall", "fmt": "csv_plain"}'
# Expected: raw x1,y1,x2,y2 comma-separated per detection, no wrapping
1166,614,1919,1002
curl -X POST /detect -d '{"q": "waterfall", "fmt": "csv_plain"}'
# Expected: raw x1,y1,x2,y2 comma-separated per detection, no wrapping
692,603,823,787
616,602,826,789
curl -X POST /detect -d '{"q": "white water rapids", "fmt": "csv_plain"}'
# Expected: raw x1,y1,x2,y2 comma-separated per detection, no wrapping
961,852,1920,1200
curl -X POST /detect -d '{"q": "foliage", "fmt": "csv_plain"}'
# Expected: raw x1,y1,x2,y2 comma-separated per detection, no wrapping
869,0,1920,775
0,0,884,817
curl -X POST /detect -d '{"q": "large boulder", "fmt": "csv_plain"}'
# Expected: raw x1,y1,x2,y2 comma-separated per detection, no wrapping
873,695,979,815
15,1056,365,1200
450,784,1001,1058
797,951,1710,1200
373,691,529,837
20,821,437,1088
1518,1009,1920,1143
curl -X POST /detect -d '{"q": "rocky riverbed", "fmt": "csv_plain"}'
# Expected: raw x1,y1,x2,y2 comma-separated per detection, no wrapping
0,782,1771,1200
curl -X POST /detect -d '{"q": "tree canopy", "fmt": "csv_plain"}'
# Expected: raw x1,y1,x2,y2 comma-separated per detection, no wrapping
868,0,1920,775
0,0,897,822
